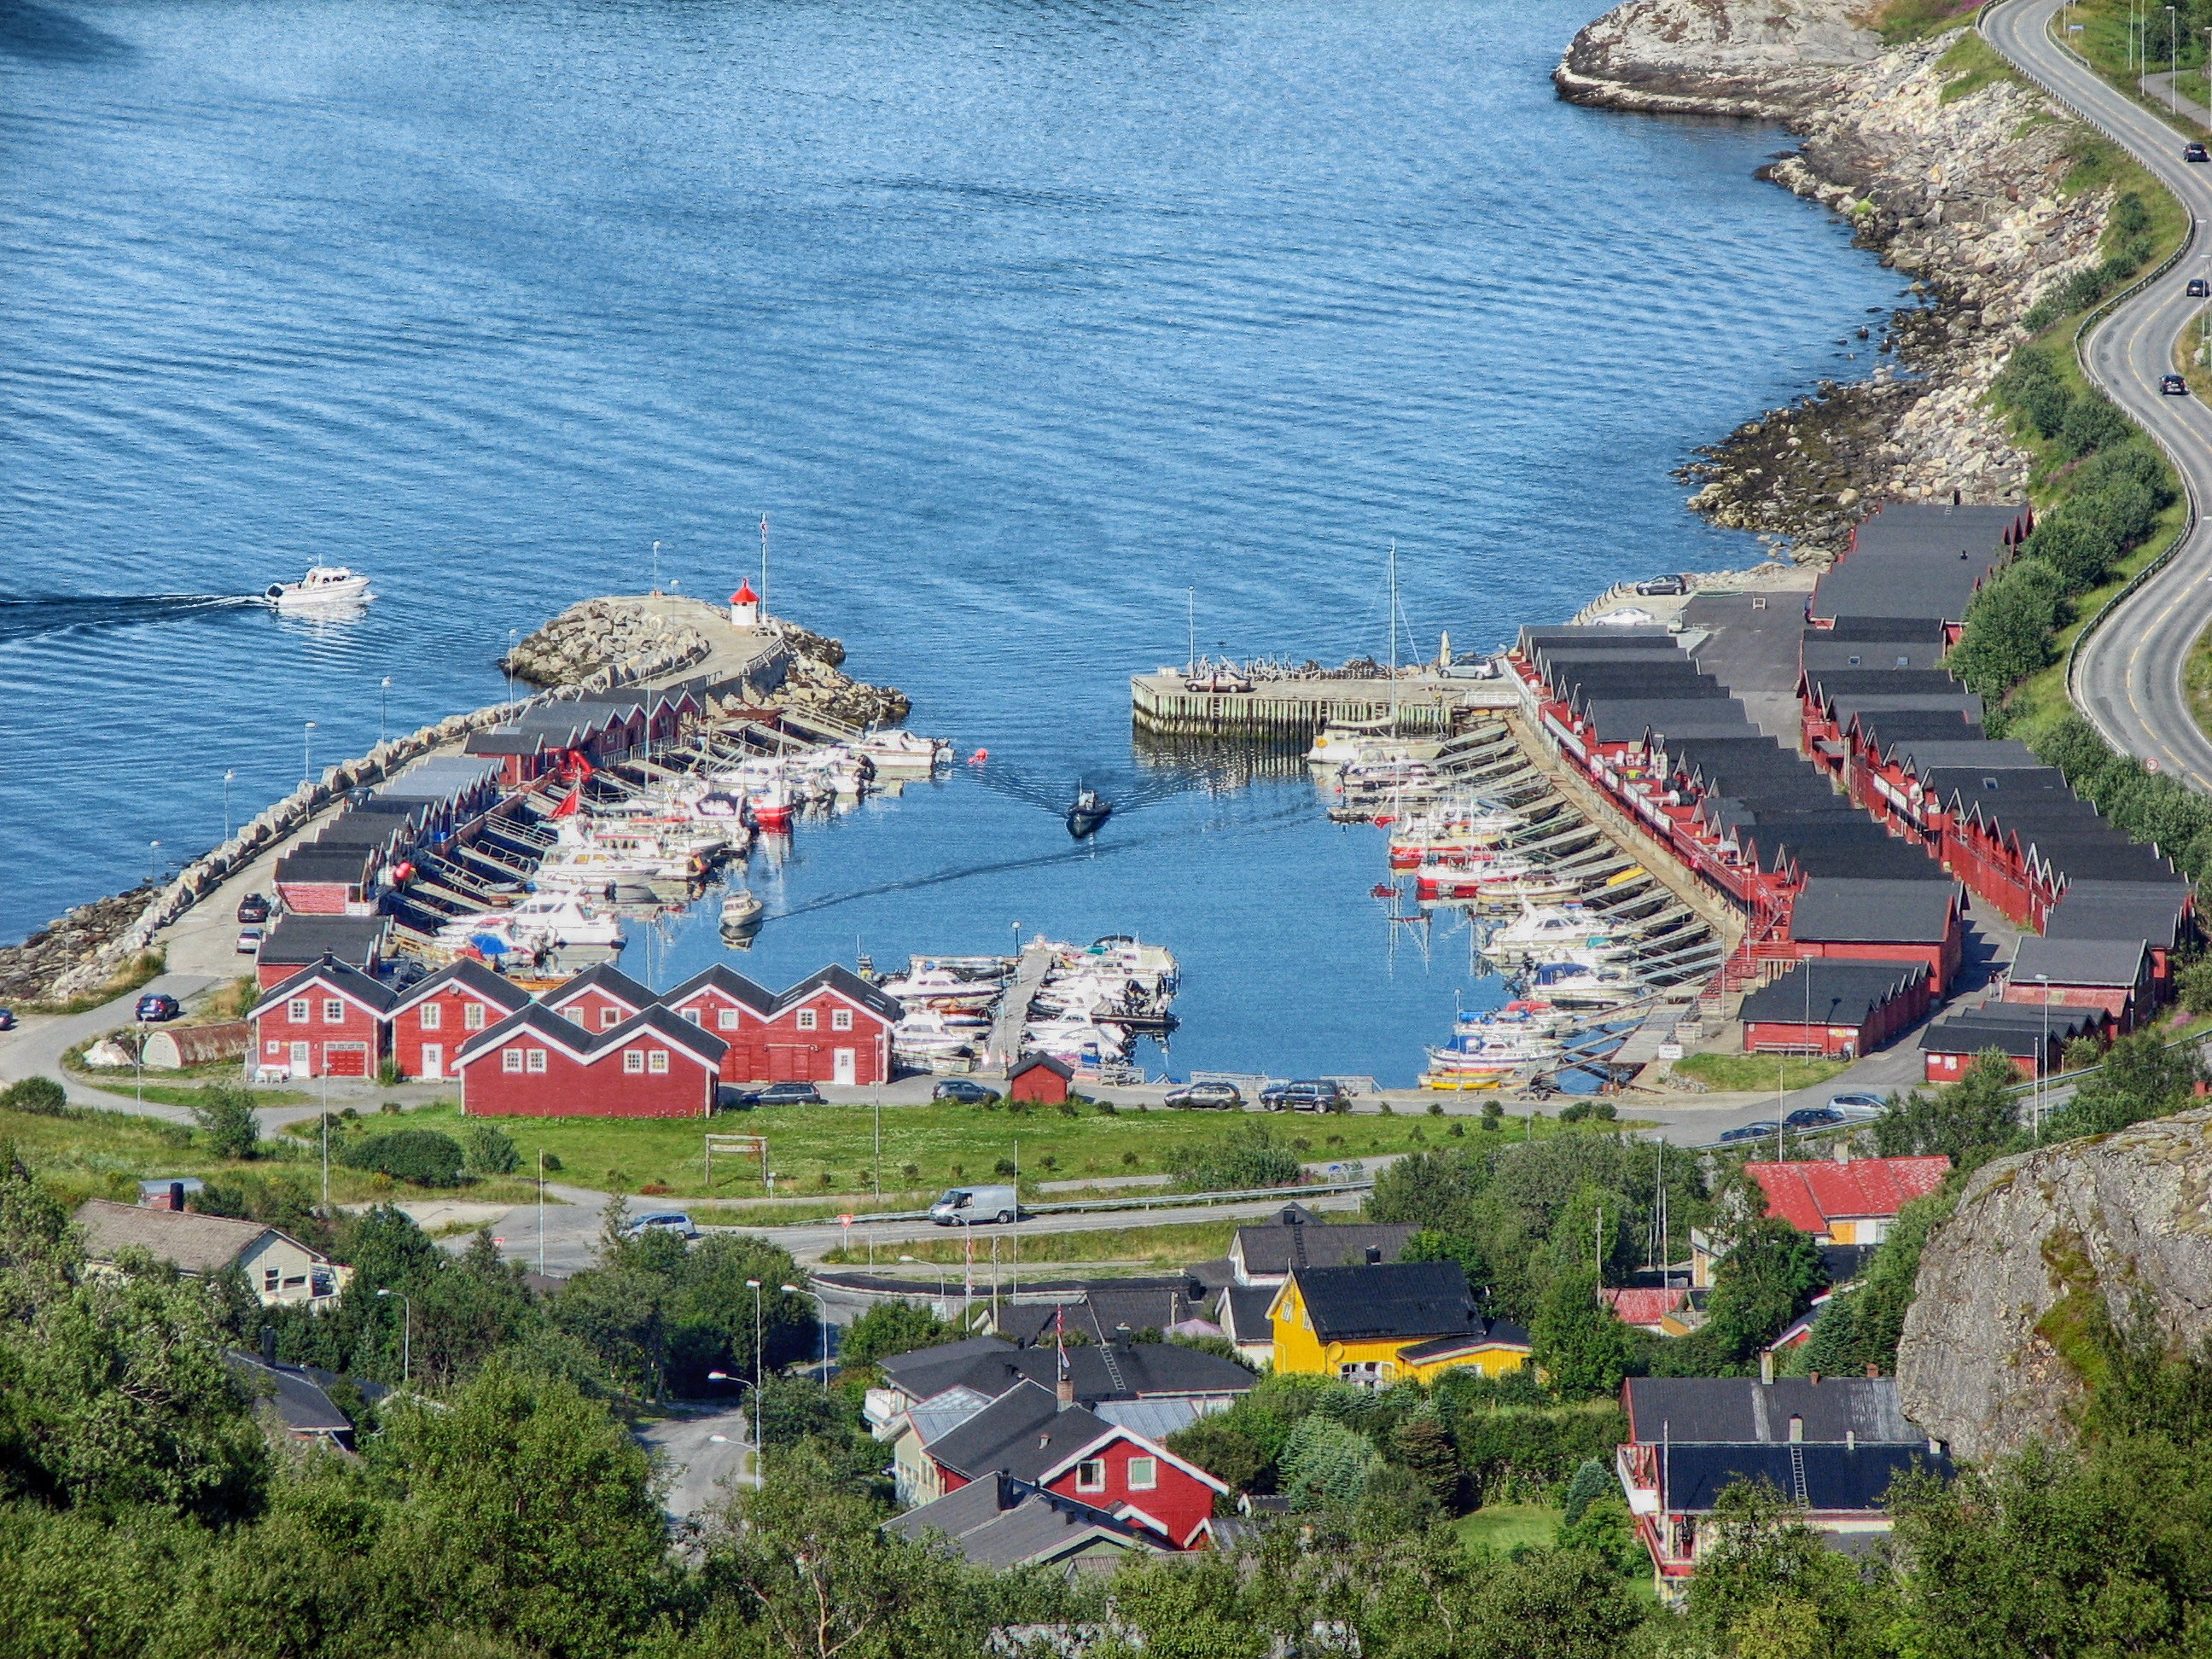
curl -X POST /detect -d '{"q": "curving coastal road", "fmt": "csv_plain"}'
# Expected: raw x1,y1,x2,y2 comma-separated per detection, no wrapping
1984,0,2212,787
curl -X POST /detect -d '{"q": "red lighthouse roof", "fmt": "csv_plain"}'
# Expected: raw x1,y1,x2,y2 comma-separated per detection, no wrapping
731,580,760,604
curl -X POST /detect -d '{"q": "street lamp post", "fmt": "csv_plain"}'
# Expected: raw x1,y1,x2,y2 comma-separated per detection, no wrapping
2170,8,2180,110
653,540,661,594
2037,975,2052,1135
745,1278,763,1401
146,839,160,886
375,1288,411,1387
303,721,317,785
223,769,236,843
782,1282,830,1379
380,676,393,745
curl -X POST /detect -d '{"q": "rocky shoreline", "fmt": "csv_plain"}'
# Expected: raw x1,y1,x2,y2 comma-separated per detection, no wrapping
1560,0,2116,562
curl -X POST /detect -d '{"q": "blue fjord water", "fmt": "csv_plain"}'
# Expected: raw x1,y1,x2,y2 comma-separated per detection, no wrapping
0,0,1903,1080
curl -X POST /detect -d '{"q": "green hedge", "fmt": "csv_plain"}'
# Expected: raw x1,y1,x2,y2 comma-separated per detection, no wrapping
340,1128,467,1188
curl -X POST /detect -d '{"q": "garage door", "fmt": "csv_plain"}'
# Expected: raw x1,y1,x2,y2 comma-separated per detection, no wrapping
323,1042,369,1078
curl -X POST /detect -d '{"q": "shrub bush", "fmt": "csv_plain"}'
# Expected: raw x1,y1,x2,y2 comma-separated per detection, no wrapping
341,1128,466,1187
461,1121,519,1177
0,1076,68,1116
1168,1124,1303,1193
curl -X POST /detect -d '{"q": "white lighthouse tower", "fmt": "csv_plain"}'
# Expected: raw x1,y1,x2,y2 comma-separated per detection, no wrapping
729,579,761,630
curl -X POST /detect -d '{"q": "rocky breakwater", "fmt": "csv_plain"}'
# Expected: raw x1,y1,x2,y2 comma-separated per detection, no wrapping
501,597,714,690
1560,0,2117,559
771,626,911,731
1897,1105,2212,1462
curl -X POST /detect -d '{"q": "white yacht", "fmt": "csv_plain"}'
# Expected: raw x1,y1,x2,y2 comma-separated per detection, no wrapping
266,565,373,608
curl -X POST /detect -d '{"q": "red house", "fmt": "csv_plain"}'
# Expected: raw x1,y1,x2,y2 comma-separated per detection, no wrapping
1738,958,1931,1059
921,1380,1225,1548
543,961,656,1038
664,963,779,1080
248,957,397,1081
454,1003,726,1118
1784,879,1964,997
752,964,901,1087
1745,1152,1951,1247
1008,1052,1074,1104
387,958,533,1082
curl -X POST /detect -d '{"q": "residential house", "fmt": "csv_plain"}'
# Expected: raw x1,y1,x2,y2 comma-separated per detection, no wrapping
1693,1151,1951,1285
1737,958,1932,1060
754,964,901,1087
884,1471,1167,1573
1600,1287,1693,1336
387,957,533,1081
248,957,397,1080
542,961,657,1037
1215,1285,1278,1366
74,1199,348,1308
454,1002,727,1118
1226,1204,1417,1287
912,1379,1226,1546
228,1348,381,1452
1616,1374,1949,1599
253,914,391,990
1918,998,2104,1082
2004,936,2156,1032
1268,1260,1529,1386
663,963,779,1074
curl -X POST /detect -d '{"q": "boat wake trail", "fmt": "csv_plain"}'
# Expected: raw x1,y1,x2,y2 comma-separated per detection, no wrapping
771,798,1314,921
967,758,1243,817
0,594,265,645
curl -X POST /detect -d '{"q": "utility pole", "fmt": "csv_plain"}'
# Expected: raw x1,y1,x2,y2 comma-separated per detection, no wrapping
759,516,771,614
538,1149,545,1276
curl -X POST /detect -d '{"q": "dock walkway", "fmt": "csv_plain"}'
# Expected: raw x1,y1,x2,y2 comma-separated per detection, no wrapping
987,945,1055,1069
1130,669,1515,739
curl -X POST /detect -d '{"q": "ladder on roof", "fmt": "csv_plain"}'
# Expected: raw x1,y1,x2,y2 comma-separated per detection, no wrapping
1789,1443,1808,1507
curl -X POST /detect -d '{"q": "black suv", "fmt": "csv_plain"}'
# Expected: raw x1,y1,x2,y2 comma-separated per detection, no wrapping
135,992,181,1022
2186,142,2209,162
236,894,271,924
2163,374,2190,396
933,1078,998,1104
736,1081,824,1106
1260,1080,1346,1112
1633,573,1689,597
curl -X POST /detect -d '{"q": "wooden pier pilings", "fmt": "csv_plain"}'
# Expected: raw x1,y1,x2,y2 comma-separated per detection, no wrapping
1128,671,1515,739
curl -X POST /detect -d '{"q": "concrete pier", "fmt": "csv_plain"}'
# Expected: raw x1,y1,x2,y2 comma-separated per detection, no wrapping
1129,668,1516,739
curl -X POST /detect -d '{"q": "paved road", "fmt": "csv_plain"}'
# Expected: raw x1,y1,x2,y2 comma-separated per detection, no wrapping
1986,0,2212,787
637,1404,754,1519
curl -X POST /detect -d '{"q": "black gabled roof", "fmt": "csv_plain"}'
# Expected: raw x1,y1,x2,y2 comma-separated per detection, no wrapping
388,955,534,1017
887,1333,1254,1406
1883,738,2043,776
2010,936,2149,989
257,915,390,967
250,954,399,1019
1578,698,1758,744
1788,879,1959,946
452,998,728,1067
1738,958,1928,1027
2044,881,2192,948
1624,1376,1923,1444
883,1471,1157,1565
1801,636,1949,673
465,731,550,756
1399,1320,1530,1361
1519,626,1679,651
1011,1052,1075,1081
1289,1260,1478,1343
665,963,779,1016
1846,502,2021,558
777,963,904,1024
1817,616,1951,643
1803,669,1965,701
1918,1005,2100,1057
455,1000,605,1063
1752,828,1947,883
924,1381,1115,1483
273,847,379,882
1659,1442,1948,1513
544,960,655,1016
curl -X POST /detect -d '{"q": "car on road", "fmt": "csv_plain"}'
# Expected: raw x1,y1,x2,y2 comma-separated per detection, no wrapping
0,1009,15,1031
733,1081,824,1107
1783,1105,1857,1130
236,894,271,924
135,992,180,1022
929,1185,1019,1225
2163,374,2190,396
1826,1093,1888,1118
236,927,265,956
2191,278,2210,298
1260,1079,1347,1112
2186,141,2209,162
1634,573,1689,597
622,1212,698,1241
932,1078,999,1104
1717,1121,1779,1144
1165,1081,1243,1109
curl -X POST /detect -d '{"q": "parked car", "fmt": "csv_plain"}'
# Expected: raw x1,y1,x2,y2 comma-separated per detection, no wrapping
2190,277,2210,298
135,992,180,1022
734,1081,823,1106
622,1212,697,1241
236,894,271,924
929,1185,1018,1225
236,927,265,956
0,1008,15,1031
2163,374,2190,396
1825,1093,1887,1119
1165,1081,1243,1109
2186,141,2209,161
932,1078,998,1104
1260,1079,1347,1112
1717,1121,1779,1144
1634,573,1689,597
1783,1105,1850,1130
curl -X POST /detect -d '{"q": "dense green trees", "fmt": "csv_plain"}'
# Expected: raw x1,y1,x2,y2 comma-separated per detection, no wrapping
1874,1050,2024,1169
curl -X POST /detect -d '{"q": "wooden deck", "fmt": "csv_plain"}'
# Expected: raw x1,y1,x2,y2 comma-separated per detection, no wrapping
1129,669,1516,738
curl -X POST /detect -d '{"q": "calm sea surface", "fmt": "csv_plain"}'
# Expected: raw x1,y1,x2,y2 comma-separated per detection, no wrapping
0,0,1903,1080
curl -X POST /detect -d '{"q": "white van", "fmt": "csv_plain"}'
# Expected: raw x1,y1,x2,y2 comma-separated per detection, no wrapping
928,1185,1018,1226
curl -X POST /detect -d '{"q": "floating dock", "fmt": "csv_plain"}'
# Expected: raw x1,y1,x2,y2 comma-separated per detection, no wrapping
1129,668,1516,739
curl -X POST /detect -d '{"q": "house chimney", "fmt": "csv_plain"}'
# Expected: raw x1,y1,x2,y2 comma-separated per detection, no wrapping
168,1180,185,1211
1056,1370,1075,1410
1760,1349,1775,1386
1833,1141,1849,1165
1365,1245,1382,1266
1866,1362,1881,1379
1808,1371,1822,1386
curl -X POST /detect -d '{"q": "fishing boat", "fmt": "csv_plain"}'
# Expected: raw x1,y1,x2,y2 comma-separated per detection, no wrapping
1067,785,1113,840
855,731,951,776
747,778,795,832
265,565,372,608
1387,800,1522,868
1528,960,1650,1011
720,889,764,933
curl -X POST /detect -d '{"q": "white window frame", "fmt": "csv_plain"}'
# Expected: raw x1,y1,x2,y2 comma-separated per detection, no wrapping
1075,1459,1106,1493
625,1051,645,1074
464,1001,487,1031
648,1049,669,1074
526,1049,547,1074
323,998,345,1025
288,998,310,1024
504,1048,524,1074
831,1008,853,1032
600,1005,620,1029
680,1007,701,1025
795,1009,818,1032
419,1002,442,1030
718,1008,741,1031
1126,1456,1157,1491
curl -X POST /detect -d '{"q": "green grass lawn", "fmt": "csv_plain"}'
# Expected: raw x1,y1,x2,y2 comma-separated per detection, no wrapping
1454,1505,1561,1555
1668,1052,1848,1094
75,1079,312,1110
384,1099,1641,1201
819,1218,1244,1267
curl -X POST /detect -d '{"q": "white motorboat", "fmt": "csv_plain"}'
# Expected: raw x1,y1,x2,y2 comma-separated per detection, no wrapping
266,565,372,608
1528,960,1650,1011
1488,903,1633,961
880,967,1002,1010
856,731,951,776
720,889,764,932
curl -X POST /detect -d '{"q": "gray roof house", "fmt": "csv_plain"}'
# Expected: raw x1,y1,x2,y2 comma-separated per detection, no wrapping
74,1199,348,1309
884,1472,1161,1573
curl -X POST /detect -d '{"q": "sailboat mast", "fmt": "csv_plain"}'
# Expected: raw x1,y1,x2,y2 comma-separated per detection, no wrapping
1388,541,1399,732
1187,585,1196,677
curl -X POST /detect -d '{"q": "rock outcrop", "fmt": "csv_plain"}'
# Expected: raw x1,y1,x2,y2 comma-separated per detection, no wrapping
1560,0,2117,559
1897,1107,2212,1463
502,598,713,689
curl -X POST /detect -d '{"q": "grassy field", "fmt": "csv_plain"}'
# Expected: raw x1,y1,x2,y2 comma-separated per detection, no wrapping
818,1219,1245,1267
387,1099,1639,1201
75,1078,312,1110
1454,1505,1561,1555
0,1101,538,1209
1668,1053,1848,1094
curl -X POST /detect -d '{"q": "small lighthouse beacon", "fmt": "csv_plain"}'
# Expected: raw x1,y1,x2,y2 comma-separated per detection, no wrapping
729,579,761,630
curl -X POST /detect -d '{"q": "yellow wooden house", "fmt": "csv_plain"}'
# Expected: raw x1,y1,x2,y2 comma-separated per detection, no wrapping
1267,1260,1530,1387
